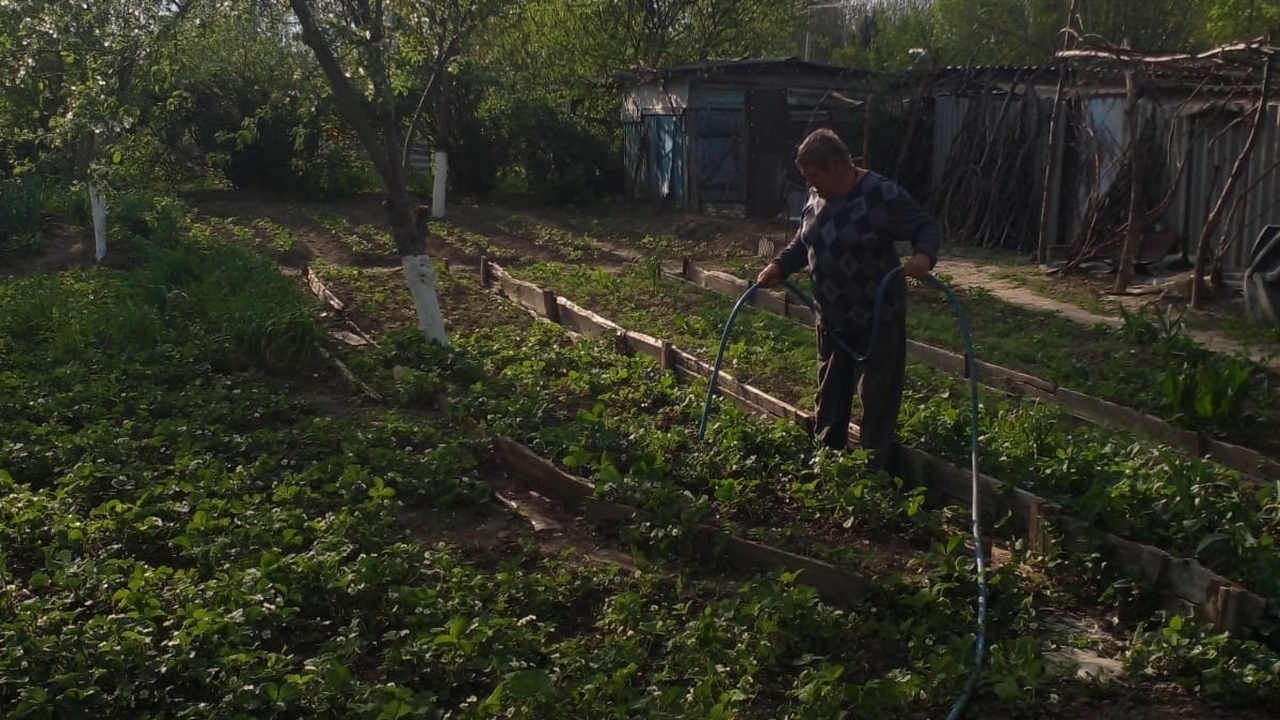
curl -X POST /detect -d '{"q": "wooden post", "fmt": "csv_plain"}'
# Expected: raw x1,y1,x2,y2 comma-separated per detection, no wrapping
1037,0,1079,265
1114,58,1143,293
681,257,692,279
479,256,491,286
1214,584,1241,634
660,340,675,371
1028,498,1052,555
541,289,559,323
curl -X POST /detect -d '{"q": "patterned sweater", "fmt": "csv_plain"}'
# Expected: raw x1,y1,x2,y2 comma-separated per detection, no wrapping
773,172,942,331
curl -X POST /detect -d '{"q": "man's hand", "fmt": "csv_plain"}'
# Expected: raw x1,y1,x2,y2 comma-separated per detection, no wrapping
756,262,783,288
904,252,933,281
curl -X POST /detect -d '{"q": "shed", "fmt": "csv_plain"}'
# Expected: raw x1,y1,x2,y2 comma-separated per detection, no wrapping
619,58,877,220
896,56,1280,273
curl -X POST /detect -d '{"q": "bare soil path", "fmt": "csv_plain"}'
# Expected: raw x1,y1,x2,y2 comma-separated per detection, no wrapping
938,257,1280,372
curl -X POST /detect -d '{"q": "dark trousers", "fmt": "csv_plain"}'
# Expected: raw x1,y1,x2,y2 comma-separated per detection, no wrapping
814,313,907,471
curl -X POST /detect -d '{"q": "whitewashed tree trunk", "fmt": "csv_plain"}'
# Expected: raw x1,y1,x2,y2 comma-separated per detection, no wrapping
88,182,107,262
431,151,448,219
402,254,449,346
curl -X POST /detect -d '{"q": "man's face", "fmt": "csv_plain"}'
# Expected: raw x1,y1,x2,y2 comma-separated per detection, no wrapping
799,159,846,201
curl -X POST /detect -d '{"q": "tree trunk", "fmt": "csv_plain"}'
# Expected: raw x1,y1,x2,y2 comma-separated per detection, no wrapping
1114,67,1143,293
432,152,449,219
289,0,447,345
386,188,447,345
89,183,107,262
432,70,453,219
75,130,108,263
402,255,449,343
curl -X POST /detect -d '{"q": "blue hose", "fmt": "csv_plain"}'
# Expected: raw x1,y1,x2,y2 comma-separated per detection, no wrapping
696,267,988,719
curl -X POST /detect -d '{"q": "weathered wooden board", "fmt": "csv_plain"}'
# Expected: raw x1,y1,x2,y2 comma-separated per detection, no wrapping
623,329,666,364
1203,439,1280,482
672,350,809,424
556,298,622,339
305,265,346,311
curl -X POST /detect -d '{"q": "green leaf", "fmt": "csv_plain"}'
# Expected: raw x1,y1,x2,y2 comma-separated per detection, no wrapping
992,677,1020,700
1194,533,1228,556
503,668,554,698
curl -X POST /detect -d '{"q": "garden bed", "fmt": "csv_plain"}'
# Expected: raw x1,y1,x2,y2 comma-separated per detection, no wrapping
677,260,1280,484
476,260,1273,640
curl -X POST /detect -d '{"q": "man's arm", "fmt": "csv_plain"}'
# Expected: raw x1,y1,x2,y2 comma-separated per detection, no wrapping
757,198,814,286
879,181,942,277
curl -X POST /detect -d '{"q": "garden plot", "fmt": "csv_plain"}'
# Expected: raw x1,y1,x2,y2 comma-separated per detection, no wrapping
127,192,1276,716
476,258,1279,640
678,260,1280,482
309,244,1280,712
198,195,1280,639
0,221,1037,719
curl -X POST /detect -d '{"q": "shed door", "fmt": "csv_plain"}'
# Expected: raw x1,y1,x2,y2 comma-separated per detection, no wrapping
643,114,686,207
748,87,789,218
693,108,746,205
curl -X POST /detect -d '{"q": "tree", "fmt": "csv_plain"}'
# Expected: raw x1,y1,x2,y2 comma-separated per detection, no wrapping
286,0,450,345
393,0,512,220
3,0,195,260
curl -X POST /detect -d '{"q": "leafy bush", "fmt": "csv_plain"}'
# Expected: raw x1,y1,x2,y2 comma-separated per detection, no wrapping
1160,354,1257,432
451,64,623,203
0,176,49,254
1125,614,1280,702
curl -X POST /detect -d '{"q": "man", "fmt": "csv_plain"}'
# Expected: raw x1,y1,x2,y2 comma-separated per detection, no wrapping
757,128,942,472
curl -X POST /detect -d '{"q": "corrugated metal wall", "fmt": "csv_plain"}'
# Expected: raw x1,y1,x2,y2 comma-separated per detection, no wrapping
926,88,1280,271
1167,103,1280,271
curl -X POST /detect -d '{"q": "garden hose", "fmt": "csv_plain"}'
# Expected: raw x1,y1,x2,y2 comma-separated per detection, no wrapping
696,267,988,720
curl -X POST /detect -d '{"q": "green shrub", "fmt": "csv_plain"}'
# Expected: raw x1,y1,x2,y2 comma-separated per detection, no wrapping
0,176,48,254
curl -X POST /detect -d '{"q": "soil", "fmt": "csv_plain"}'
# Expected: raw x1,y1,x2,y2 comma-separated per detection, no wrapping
0,225,102,276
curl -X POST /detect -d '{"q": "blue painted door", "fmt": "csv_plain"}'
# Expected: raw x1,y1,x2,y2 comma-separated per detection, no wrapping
642,114,686,206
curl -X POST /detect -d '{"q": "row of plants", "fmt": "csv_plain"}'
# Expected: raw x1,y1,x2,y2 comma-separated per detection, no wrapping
171,201,1280,709
328,263,1280,708
365,324,1072,705
0,214,1048,718
202,199,1280,707
904,276,1272,445
498,260,1280,636
240,205,1279,636
711,256,1280,452
390,194,1276,454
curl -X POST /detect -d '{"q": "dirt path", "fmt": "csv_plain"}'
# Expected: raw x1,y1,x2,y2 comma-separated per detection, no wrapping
940,258,1280,372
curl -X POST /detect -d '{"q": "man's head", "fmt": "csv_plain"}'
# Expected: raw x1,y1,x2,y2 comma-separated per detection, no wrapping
795,129,856,200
